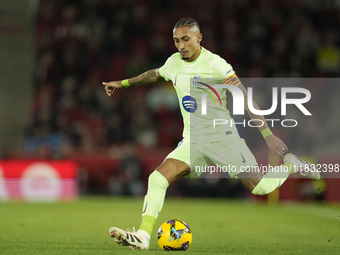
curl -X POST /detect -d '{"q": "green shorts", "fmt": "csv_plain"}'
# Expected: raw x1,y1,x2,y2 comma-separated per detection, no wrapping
165,133,257,179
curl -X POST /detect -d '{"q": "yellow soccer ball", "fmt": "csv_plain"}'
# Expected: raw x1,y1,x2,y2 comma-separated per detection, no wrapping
157,219,192,251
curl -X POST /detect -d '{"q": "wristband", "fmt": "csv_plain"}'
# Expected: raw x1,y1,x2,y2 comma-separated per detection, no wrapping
121,79,130,88
261,128,273,139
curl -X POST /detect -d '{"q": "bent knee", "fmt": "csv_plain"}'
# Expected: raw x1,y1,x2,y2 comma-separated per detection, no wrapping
155,158,190,184
238,171,262,192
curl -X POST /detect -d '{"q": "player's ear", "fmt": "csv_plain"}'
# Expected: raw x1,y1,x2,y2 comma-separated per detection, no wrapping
197,33,202,43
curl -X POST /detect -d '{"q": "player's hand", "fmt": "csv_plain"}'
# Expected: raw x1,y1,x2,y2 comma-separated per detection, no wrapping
102,81,123,96
265,135,288,158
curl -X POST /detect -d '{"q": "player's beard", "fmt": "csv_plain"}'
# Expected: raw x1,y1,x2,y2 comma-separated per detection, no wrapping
180,51,190,60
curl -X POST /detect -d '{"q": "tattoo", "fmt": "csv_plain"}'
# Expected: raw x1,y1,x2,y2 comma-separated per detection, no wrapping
237,170,263,192
129,68,165,86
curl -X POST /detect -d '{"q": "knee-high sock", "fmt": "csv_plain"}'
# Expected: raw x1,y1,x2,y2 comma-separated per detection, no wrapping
252,162,292,195
139,171,169,236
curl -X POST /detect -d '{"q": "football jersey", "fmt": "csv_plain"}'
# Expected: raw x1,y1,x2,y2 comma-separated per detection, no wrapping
159,47,240,143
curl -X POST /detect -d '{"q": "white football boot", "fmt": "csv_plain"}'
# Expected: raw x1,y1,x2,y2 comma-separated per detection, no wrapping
284,153,320,181
109,227,149,251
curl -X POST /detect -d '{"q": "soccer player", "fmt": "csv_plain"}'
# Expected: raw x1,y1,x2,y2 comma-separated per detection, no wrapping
102,17,320,250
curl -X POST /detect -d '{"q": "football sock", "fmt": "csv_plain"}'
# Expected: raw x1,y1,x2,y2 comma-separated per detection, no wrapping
139,170,169,236
252,163,291,195
139,215,156,239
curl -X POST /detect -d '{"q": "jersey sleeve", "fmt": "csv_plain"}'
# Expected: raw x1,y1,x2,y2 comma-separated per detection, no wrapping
159,55,174,82
215,57,241,86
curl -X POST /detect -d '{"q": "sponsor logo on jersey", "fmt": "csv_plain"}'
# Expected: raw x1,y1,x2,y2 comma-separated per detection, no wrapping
192,75,202,86
182,96,197,113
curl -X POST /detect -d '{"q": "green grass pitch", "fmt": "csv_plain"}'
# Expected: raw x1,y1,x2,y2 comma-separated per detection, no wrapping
1,197,339,254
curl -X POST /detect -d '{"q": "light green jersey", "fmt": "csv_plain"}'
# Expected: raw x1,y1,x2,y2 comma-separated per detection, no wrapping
159,47,240,143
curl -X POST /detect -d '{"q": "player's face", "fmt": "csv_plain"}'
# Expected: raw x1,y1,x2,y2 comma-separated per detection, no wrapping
173,27,202,62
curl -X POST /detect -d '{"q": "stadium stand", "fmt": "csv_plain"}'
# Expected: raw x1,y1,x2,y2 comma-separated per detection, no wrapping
22,0,340,197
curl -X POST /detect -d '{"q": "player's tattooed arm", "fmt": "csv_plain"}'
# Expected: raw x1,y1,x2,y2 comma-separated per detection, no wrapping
102,68,165,96
129,68,165,86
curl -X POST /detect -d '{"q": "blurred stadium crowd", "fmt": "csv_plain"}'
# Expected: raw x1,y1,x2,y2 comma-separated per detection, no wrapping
25,0,340,195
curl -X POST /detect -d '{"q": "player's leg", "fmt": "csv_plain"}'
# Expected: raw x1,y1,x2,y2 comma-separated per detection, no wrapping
138,158,190,236
109,140,192,250
201,136,319,196
243,153,320,195
238,166,289,195
156,158,191,184
109,158,190,250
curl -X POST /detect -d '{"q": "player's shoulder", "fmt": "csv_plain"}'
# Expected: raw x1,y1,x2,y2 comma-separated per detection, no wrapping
210,49,229,64
161,52,181,69
166,52,182,64
202,48,229,65
203,48,234,76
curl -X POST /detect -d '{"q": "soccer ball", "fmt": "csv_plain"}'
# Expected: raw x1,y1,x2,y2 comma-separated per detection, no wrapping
157,219,192,251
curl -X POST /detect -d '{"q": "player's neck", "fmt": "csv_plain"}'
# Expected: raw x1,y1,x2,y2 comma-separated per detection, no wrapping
185,47,202,62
